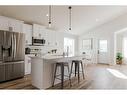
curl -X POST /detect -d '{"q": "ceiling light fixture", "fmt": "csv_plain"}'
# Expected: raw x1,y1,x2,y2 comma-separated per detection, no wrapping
96,18,99,22
46,14,49,17
48,5,52,28
68,6,72,30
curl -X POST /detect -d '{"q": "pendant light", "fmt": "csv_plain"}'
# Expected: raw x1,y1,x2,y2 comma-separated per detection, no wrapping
48,5,52,28
68,6,72,30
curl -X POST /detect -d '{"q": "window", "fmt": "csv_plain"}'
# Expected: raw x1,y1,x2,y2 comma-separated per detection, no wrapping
64,37,75,56
82,38,92,50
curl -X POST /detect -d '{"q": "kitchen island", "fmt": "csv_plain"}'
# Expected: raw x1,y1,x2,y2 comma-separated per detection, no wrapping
31,55,84,89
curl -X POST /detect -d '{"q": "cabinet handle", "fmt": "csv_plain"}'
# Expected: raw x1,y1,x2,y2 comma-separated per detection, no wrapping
9,27,13,32
98,50,100,54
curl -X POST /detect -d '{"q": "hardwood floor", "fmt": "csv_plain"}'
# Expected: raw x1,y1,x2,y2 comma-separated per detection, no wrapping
48,64,127,89
0,75,37,89
1,64,127,89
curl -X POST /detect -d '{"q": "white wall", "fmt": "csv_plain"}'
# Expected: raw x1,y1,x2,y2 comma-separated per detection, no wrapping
116,33,123,53
115,31,127,64
116,31,127,53
79,12,127,65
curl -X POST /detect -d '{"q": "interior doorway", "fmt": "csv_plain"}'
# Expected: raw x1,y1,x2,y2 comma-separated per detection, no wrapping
98,39,109,64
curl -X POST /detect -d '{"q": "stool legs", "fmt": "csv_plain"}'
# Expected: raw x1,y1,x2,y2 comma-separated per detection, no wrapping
81,61,85,79
69,62,73,84
52,63,71,89
61,63,64,89
52,64,57,87
77,62,80,83
70,61,85,83
69,62,73,78
75,62,77,77
67,64,72,87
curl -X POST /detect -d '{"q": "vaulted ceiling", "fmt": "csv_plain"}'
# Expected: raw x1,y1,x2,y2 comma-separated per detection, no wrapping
0,6,127,35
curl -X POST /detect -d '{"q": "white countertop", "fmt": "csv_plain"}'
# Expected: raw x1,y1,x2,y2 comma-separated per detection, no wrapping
31,54,85,62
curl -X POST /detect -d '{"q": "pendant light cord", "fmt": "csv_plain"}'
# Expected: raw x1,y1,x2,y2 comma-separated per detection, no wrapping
49,5,51,24
69,6,72,30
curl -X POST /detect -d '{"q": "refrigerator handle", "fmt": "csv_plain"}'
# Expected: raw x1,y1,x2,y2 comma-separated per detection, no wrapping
1,45,4,61
13,34,16,59
11,34,14,58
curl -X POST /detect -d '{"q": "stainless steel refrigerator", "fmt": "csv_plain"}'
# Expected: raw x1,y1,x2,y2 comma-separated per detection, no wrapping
0,30,25,82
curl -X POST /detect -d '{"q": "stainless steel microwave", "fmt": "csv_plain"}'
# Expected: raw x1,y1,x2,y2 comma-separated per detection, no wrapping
32,37,46,45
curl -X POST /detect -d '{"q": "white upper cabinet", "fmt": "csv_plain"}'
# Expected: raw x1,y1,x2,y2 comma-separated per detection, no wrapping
46,29,52,45
0,16,9,31
33,23,63,47
52,31,58,46
45,29,55,46
0,16,24,32
8,18,24,32
44,29,49,45
23,24,32,45
33,24,46,39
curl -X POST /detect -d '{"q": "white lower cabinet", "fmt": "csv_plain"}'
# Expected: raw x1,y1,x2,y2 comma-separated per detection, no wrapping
25,55,31,75
0,65,5,82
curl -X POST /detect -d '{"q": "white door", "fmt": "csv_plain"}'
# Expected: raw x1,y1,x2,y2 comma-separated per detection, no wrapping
98,39,109,64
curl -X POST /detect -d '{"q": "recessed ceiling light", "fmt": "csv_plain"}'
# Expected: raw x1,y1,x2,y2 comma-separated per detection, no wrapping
46,14,49,17
96,18,99,22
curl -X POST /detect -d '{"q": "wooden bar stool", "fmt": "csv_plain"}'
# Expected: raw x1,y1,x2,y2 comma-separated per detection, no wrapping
52,62,71,89
70,60,85,83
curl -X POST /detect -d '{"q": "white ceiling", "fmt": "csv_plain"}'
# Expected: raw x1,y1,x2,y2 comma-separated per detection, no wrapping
0,6,127,35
